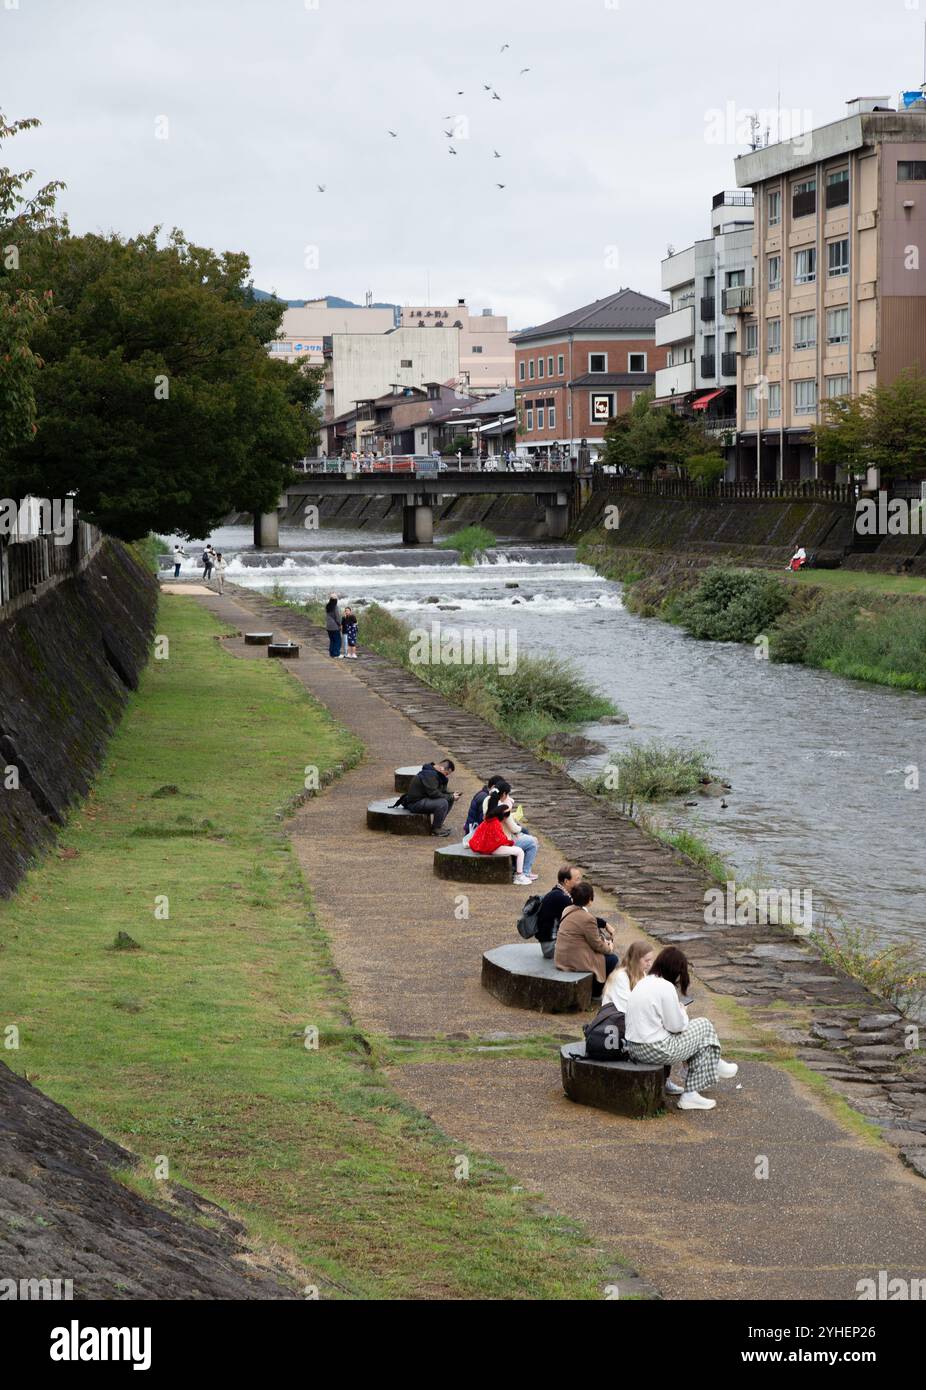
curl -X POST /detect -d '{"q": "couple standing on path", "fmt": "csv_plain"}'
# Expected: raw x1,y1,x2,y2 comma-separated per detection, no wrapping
324,594,359,660
171,543,227,592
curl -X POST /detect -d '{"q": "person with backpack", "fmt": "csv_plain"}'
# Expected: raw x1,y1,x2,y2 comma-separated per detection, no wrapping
624,946,738,1111
602,939,655,1014
201,546,215,581
467,789,531,885
463,775,509,837
534,865,582,960
395,759,460,836
554,881,618,998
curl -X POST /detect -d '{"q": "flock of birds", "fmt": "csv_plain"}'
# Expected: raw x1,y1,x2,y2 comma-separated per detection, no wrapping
316,43,529,194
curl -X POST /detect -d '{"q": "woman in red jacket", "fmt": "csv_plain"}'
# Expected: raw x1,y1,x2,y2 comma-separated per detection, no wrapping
468,791,531,885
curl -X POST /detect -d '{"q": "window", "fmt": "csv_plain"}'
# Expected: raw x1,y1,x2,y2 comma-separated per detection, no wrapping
827,375,850,398
525,409,533,431
518,360,525,382
826,306,850,345
538,357,545,378
827,238,849,277
548,356,555,376
537,407,545,429
794,380,818,415
471,344,484,354
826,168,850,208
528,359,535,379
726,269,746,288
768,255,782,291
793,312,817,351
767,319,781,355
768,188,782,226
794,248,817,285
745,386,758,418
557,354,565,375
899,160,926,181
589,353,607,373
793,177,817,218
745,321,759,356
400,359,413,368
628,352,647,372
548,405,556,429
768,382,782,416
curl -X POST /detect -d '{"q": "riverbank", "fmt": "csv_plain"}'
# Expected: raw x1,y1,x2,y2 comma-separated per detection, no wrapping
0,596,611,1299
578,532,926,692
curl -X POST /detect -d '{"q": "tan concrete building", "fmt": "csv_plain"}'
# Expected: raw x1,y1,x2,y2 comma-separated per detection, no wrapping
399,299,514,396
325,327,461,421
268,299,396,365
732,95,926,480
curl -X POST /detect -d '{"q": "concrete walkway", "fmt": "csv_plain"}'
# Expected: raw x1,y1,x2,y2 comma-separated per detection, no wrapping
179,585,926,1301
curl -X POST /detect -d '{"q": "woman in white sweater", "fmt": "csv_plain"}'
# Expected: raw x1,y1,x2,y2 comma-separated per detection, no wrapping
624,946,738,1111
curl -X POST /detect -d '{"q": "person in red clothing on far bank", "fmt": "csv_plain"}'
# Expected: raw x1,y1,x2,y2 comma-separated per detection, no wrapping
468,790,532,885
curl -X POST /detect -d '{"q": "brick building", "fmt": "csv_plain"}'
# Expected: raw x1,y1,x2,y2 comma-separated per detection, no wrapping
511,288,670,462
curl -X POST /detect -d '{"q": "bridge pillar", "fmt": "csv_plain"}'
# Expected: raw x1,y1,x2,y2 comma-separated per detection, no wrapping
253,511,280,547
536,491,571,540
402,502,434,546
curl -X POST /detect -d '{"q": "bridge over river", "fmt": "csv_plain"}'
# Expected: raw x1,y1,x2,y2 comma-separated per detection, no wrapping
253,469,587,545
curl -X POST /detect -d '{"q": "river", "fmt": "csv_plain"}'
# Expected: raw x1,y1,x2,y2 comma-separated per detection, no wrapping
174,525,926,956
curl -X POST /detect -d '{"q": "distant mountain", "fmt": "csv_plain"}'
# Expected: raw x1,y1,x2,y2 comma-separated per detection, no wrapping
251,289,399,314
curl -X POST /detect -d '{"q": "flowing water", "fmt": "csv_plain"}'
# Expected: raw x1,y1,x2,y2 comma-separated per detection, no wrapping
175,525,926,956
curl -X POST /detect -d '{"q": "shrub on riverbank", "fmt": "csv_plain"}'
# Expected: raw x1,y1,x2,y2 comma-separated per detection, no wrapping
812,917,926,1017
769,591,926,690
672,567,789,643
437,525,496,565
585,739,717,811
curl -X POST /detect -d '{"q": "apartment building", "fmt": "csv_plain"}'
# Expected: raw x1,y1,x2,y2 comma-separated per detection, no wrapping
511,288,669,462
399,300,514,396
655,192,756,463
732,94,926,481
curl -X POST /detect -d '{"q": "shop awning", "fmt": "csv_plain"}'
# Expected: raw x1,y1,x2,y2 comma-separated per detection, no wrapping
692,389,727,410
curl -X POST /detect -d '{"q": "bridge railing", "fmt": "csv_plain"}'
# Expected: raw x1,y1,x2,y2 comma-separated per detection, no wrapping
591,476,856,505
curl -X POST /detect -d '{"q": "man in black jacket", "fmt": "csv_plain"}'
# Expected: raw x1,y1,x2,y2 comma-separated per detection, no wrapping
397,759,460,836
536,864,583,959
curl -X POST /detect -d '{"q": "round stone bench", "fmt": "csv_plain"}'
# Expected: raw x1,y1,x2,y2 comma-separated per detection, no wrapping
560,1042,670,1120
394,766,421,794
433,842,514,884
366,800,433,836
244,632,274,646
268,642,299,659
482,943,593,1013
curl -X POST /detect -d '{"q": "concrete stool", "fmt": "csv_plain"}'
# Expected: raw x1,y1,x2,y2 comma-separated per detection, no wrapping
394,766,422,794
366,800,433,836
434,842,514,884
245,632,274,646
560,1042,670,1120
268,642,300,659
482,943,593,1013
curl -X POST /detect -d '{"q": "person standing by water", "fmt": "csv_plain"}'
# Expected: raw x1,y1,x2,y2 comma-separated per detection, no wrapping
213,552,228,594
201,546,214,582
342,605,359,659
325,594,343,658
172,543,187,579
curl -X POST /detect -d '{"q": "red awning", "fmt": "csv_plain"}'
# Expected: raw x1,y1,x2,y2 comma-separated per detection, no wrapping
692,389,727,411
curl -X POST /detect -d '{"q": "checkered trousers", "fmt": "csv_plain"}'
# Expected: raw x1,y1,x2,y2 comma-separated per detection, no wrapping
627,1016,721,1094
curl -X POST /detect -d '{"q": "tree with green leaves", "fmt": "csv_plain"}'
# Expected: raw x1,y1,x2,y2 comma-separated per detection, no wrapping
602,388,720,476
7,227,322,539
812,367,926,481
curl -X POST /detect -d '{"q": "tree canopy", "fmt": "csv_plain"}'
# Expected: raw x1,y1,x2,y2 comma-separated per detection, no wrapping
812,368,926,481
601,389,725,477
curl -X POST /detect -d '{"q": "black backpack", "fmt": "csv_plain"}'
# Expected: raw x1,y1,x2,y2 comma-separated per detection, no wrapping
583,1002,627,1061
516,895,543,939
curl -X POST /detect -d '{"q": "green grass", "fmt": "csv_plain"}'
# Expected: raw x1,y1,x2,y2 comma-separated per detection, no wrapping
436,525,496,565
0,597,609,1300
650,827,731,884
585,739,718,812
771,568,926,598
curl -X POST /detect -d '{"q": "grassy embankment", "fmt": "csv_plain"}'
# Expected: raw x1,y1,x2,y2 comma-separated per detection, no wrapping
0,594,608,1299
436,525,496,565
274,591,618,751
578,530,926,692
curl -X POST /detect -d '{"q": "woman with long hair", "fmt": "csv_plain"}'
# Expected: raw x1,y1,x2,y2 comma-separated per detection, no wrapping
624,946,738,1111
467,790,531,885
602,940,656,1014
324,593,342,659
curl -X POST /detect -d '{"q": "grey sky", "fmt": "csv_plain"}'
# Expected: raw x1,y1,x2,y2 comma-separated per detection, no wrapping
3,0,923,328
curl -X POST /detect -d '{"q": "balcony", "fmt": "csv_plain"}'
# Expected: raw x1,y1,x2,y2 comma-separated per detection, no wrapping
655,361,696,398
655,304,695,348
721,352,738,377
700,296,716,322
700,354,717,378
722,286,755,314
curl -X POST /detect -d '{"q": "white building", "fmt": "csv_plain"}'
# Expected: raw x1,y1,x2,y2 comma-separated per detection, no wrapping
325,327,461,421
268,299,396,366
398,299,514,396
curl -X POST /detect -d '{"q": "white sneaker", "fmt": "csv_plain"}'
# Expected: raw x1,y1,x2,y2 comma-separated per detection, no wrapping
718,1060,738,1079
513,874,532,886
678,1091,716,1110
665,1080,685,1095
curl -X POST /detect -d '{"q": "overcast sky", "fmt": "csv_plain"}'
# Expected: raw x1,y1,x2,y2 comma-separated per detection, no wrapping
3,0,923,329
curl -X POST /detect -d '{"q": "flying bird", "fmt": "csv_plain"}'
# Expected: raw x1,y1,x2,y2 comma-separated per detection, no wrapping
444,129,454,138
492,91,501,100
496,183,506,189
500,42,509,51
317,184,326,192
483,84,492,91
493,150,501,158
387,130,398,137
457,90,465,95
520,67,530,75
449,146,458,155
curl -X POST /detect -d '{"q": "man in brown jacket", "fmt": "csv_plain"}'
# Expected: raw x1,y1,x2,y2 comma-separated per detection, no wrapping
554,881,618,996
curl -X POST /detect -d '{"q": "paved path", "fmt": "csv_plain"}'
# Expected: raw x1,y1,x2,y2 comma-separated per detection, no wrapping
180,585,926,1300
